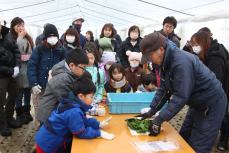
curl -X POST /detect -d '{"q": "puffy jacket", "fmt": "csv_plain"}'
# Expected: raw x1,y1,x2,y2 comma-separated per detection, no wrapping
27,43,65,88
35,92,101,153
119,37,142,68
151,39,225,123
37,60,79,122
0,32,20,78
205,39,227,89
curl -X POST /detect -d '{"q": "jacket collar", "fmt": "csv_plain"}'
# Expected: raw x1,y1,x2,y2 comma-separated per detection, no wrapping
59,92,92,112
161,39,177,71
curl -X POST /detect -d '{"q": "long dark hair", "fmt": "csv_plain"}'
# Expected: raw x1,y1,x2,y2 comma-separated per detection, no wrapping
191,31,211,61
108,63,125,81
83,42,101,85
64,28,80,47
10,17,34,50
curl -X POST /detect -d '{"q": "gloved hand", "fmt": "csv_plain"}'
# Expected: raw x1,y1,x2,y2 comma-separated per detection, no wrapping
149,118,162,136
135,108,157,120
32,85,42,94
100,116,112,128
100,130,115,140
12,66,19,78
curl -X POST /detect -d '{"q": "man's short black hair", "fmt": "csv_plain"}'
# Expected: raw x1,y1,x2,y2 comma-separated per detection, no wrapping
163,16,177,28
141,72,157,86
65,49,89,65
73,77,96,95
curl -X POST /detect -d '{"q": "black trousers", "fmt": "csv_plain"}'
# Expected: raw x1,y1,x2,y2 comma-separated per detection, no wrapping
0,77,19,126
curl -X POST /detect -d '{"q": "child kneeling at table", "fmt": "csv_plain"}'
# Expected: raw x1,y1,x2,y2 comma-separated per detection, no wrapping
35,78,115,153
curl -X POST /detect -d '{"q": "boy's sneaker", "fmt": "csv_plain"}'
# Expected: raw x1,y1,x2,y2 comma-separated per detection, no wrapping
217,140,228,151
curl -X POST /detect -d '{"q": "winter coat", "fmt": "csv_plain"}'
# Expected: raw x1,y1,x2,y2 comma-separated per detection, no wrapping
205,39,227,89
35,92,101,153
37,60,79,123
79,33,87,48
27,43,65,88
125,67,143,92
158,29,181,47
119,37,142,68
85,66,105,102
63,44,77,58
16,36,33,88
0,32,20,78
151,39,225,123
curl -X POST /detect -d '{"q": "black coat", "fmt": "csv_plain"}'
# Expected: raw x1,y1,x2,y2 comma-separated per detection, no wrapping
118,37,142,68
205,39,228,90
0,32,21,78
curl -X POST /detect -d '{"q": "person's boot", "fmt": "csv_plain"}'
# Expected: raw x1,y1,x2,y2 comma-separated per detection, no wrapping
217,134,228,151
0,120,12,137
16,106,29,124
7,117,22,128
1,127,12,137
23,105,33,122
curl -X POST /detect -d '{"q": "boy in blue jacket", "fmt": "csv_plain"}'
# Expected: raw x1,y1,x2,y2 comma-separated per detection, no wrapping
35,78,115,153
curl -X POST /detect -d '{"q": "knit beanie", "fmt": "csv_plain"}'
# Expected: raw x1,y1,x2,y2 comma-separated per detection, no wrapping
43,24,59,39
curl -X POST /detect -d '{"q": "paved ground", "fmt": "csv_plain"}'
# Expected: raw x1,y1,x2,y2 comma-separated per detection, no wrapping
0,106,228,153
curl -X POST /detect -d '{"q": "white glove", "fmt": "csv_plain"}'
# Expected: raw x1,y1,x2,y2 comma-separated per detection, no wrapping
99,116,112,128
12,66,19,78
32,85,42,94
100,130,115,140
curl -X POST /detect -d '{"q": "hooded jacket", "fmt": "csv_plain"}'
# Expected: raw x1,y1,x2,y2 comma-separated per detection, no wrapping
36,92,100,153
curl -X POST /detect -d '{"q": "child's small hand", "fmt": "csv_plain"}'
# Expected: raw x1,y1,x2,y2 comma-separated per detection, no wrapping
100,130,115,140
99,116,112,128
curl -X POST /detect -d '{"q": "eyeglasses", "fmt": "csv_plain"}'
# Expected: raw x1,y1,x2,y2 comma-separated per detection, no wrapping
77,65,85,71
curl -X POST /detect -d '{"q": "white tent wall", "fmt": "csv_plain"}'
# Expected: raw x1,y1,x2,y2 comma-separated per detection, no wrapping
117,17,229,50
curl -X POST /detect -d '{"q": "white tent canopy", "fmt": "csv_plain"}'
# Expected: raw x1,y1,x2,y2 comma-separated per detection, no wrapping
1,0,229,48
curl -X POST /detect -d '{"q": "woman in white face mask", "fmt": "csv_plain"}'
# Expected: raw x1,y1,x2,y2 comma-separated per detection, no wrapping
191,30,229,151
63,28,80,57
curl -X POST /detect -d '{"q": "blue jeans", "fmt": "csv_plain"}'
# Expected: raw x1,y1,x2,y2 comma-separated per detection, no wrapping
15,88,31,108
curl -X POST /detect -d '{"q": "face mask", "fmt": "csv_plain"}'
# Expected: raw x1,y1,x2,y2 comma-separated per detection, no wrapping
192,46,201,54
130,62,139,68
74,24,82,33
66,35,75,44
47,36,58,46
112,78,126,88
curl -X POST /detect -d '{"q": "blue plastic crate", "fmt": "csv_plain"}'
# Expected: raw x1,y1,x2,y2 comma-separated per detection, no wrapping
107,92,156,114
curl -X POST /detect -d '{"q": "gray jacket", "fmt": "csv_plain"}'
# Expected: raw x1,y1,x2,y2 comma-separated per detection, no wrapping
16,36,32,88
37,60,78,122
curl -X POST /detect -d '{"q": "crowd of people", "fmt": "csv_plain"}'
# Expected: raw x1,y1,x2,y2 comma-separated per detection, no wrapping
0,15,228,153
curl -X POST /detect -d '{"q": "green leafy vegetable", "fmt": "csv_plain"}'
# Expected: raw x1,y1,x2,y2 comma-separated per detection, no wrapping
126,118,151,133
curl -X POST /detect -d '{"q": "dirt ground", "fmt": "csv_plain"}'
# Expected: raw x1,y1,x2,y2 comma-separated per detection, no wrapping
0,106,228,153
